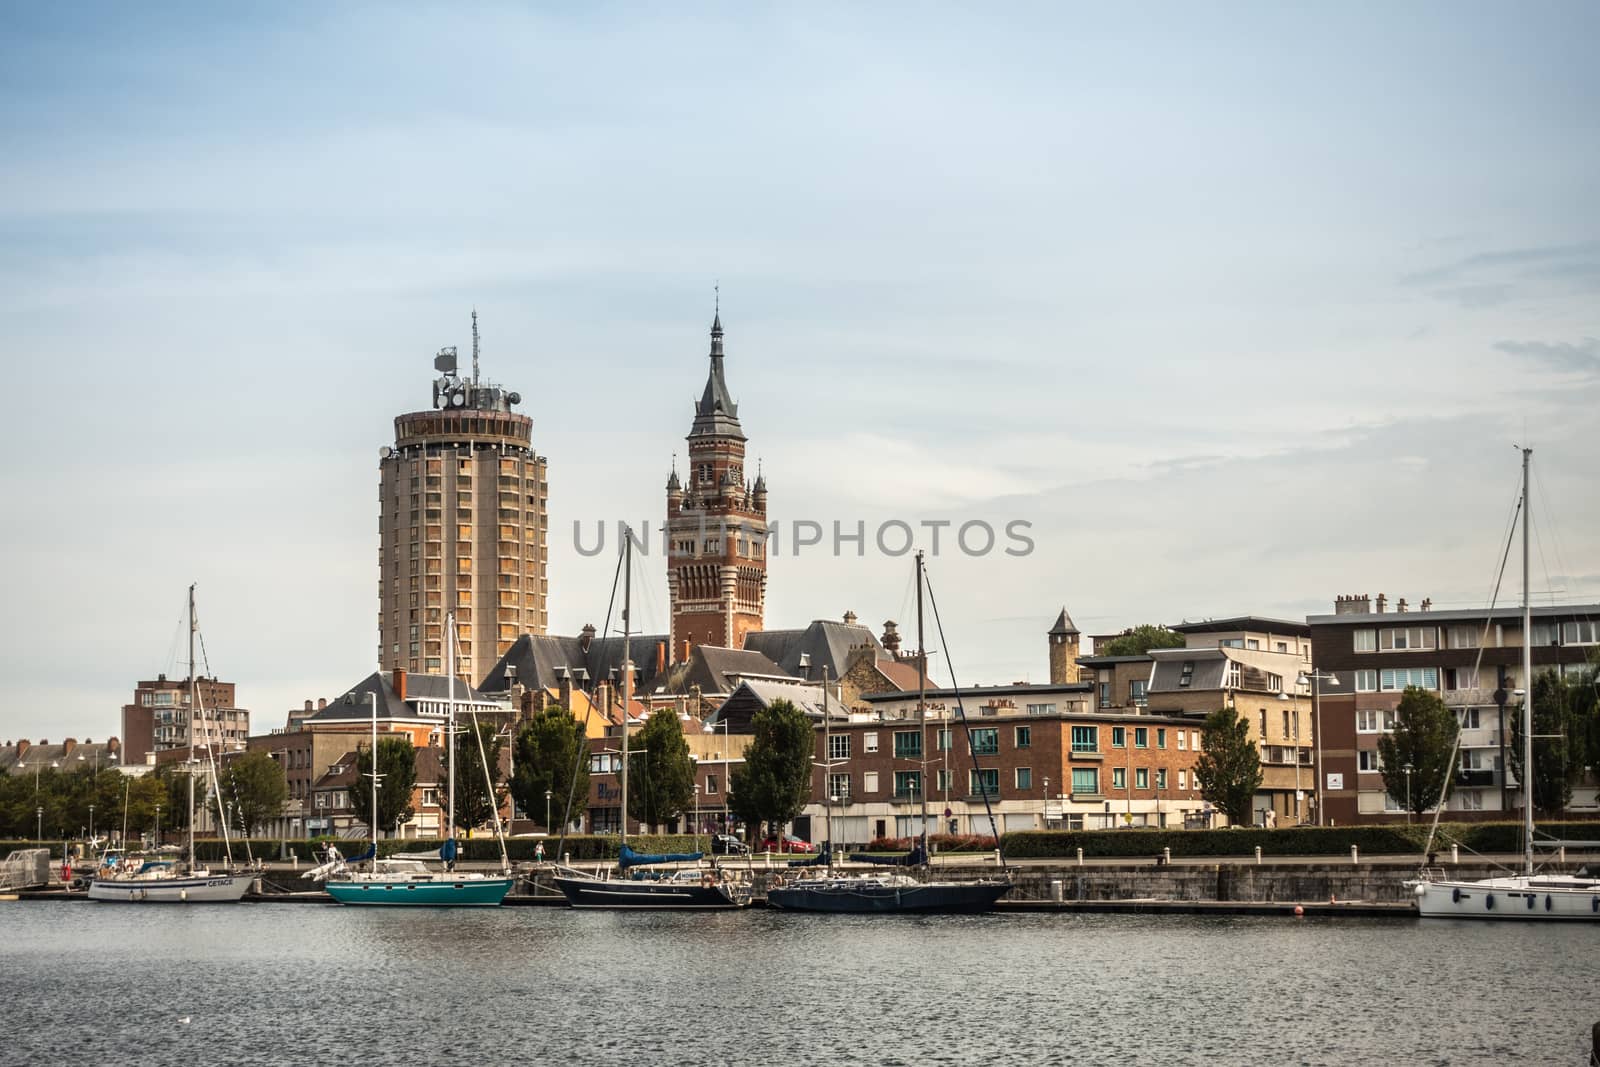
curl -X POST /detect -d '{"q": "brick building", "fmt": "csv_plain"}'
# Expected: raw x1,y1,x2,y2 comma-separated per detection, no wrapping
1307,594,1600,824
121,673,249,767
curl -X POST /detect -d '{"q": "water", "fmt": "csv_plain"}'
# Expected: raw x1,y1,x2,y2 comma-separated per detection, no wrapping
3,903,1595,1066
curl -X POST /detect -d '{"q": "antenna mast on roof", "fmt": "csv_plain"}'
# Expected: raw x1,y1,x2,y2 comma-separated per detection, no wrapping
471,308,481,386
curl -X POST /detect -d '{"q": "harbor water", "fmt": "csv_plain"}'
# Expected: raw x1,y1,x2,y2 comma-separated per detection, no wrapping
3,903,1594,1065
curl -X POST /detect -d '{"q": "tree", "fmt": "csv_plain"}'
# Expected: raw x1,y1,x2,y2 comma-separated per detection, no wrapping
351,737,417,838
628,708,696,831
1377,686,1460,817
154,764,194,833
1097,624,1186,657
728,699,813,847
213,751,289,837
452,721,504,836
1509,670,1586,817
508,707,590,831
1194,707,1263,826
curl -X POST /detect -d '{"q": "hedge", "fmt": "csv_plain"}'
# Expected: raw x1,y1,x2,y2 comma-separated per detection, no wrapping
998,821,1600,859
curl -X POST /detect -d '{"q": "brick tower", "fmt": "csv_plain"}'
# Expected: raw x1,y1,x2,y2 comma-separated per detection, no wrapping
1047,607,1081,684
665,309,768,657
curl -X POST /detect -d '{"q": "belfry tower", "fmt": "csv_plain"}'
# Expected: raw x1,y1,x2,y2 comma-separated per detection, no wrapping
665,308,768,657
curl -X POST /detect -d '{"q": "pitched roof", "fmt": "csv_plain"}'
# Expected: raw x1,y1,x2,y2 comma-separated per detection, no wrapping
690,313,744,440
306,671,498,724
679,645,792,696
743,620,884,679
710,679,836,731
1049,607,1079,636
479,633,670,695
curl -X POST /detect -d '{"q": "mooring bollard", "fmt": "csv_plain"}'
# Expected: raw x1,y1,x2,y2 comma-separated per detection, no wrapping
1163,847,1172,865
1254,846,1262,865
1076,847,1084,866
1350,844,1359,864
1559,846,1566,863
1051,879,1064,902
1451,844,1459,864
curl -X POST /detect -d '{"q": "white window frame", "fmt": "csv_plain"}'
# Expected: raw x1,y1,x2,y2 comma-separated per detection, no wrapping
862,771,879,794
1353,629,1377,653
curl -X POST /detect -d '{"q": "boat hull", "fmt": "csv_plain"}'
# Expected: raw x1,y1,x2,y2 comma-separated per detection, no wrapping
1413,876,1600,921
324,876,513,907
87,874,252,903
767,879,1011,914
553,875,748,909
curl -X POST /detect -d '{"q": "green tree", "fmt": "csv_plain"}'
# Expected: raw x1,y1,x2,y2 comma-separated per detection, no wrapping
509,708,590,831
451,722,504,836
154,764,195,834
728,699,813,847
627,708,696,831
1097,624,1186,657
1194,707,1263,826
1509,670,1586,817
216,750,290,836
1377,686,1460,817
352,737,418,838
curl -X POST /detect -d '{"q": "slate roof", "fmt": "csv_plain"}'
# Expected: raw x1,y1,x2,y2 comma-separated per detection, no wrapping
1,740,123,776
691,312,744,440
306,671,498,723
1168,616,1310,638
743,620,884,679
1147,649,1229,693
710,679,836,732
479,633,670,696
677,645,792,696
1048,607,1079,636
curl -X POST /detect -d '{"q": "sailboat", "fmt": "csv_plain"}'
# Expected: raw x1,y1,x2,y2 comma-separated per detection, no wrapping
1411,447,1600,920
551,528,751,909
89,585,251,903
315,613,515,907
766,551,1012,913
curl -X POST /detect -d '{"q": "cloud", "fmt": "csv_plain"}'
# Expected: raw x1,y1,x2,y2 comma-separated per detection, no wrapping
1403,241,1600,308
1494,337,1600,376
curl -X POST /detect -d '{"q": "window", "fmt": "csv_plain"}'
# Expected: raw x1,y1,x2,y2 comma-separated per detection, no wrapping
1111,726,1126,748
1225,663,1241,689
1447,625,1481,649
1354,630,1377,652
1156,728,1166,748
1179,661,1195,687
1178,770,1188,791
1354,670,1378,693
1358,750,1381,772
970,768,999,797
1111,767,1127,790
1134,727,1148,748
1129,680,1147,705
863,732,879,754
1458,790,1483,811
1562,620,1600,645
1155,769,1167,790
827,773,850,801
1380,667,1439,691
1282,708,1291,738
1135,768,1149,789
1444,667,1480,691
1071,725,1098,753
1191,730,1201,751
828,734,851,760
862,771,879,793
1218,638,1243,648
1177,731,1186,750
1014,726,1032,749
1026,703,1056,715
1379,626,1437,651
1276,642,1288,653
1247,639,1260,650
970,728,999,756
1015,767,1032,790
1072,768,1098,795
1357,709,1398,732
893,770,922,799
1266,673,1283,692
1531,622,1558,646
936,728,953,751
1258,709,1268,738
1098,682,1111,707
705,774,719,795
1457,707,1481,729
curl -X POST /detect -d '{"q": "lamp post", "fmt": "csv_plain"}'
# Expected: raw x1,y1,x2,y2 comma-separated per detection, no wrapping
88,804,95,843
36,806,43,841
1297,669,1339,826
154,804,162,848
1403,763,1414,823
703,715,731,835
545,789,552,832
1042,776,1050,829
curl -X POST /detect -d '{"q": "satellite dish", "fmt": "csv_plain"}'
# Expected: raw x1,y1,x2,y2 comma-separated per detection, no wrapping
507,392,521,406
379,446,393,459
450,390,466,407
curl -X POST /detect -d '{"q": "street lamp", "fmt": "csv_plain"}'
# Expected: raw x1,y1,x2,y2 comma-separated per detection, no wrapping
703,715,731,834
1402,763,1414,822
36,806,43,842
154,804,162,847
89,804,95,843
545,789,552,831
1043,776,1050,829
1297,669,1340,826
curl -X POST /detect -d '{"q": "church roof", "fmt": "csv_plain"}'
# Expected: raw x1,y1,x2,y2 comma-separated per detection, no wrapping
690,311,745,440
1048,607,1079,636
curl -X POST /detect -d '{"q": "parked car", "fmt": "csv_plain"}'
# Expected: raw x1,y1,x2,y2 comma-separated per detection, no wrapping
762,833,817,854
710,833,749,855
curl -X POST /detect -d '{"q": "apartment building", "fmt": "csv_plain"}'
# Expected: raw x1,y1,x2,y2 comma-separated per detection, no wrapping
1308,594,1600,824
120,673,249,766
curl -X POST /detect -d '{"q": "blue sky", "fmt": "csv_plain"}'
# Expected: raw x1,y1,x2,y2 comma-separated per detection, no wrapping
3,3,1598,743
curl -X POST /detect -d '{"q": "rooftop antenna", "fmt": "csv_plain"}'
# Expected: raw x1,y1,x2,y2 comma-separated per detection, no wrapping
471,308,481,386
714,280,719,316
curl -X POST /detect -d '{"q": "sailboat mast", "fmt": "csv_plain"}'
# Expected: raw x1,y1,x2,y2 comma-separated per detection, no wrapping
187,583,197,868
447,611,456,843
369,691,379,855
1521,446,1534,876
915,550,930,861
620,531,633,846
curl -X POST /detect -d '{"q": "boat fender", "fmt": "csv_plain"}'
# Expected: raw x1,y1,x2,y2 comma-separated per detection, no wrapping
180,889,188,902
1545,895,1552,912
1485,894,1494,910
1593,896,1598,913
1526,894,1535,910
1451,888,1460,904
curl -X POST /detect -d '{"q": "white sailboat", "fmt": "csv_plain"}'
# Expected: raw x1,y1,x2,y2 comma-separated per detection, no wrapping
89,585,251,903
1411,448,1600,920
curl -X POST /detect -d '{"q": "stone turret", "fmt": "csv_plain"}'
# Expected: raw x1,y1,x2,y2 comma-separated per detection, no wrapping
1047,606,1081,684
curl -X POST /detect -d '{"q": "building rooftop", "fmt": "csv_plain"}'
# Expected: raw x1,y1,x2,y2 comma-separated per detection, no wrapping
1168,616,1312,638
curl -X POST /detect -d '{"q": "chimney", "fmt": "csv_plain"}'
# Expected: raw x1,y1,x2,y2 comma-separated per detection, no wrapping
579,623,596,654
16,739,29,760
843,610,858,626
1376,593,1387,614
882,620,902,657
600,680,614,722
63,738,78,757
656,640,666,675
317,698,327,710
1397,598,1409,613
304,699,313,712
393,666,408,702
556,667,572,710
681,639,691,663
1421,597,1432,611
108,737,120,754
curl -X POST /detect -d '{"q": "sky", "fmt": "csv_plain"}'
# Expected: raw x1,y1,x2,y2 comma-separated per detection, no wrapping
2,2,1597,744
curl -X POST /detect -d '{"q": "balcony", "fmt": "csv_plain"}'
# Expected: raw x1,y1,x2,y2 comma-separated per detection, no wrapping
1456,769,1496,788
